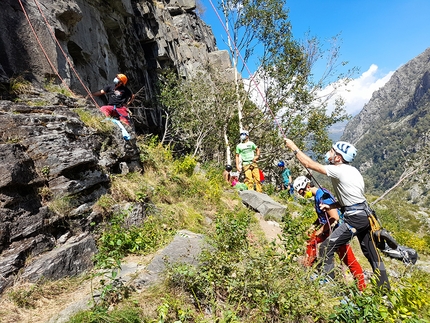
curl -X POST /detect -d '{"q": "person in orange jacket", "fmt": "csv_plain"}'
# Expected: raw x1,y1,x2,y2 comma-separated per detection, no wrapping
293,176,366,291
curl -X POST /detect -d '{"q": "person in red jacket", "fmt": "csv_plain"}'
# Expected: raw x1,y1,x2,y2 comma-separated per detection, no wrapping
293,176,366,291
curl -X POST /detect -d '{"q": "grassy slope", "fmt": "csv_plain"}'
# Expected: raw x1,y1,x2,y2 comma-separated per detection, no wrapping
0,137,429,323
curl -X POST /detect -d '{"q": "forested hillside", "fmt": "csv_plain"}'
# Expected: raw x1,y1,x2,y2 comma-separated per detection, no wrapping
343,48,430,205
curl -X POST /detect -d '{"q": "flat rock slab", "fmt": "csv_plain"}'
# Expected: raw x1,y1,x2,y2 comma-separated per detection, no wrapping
239,191,287,221
132,230,204,289
48,229,204,323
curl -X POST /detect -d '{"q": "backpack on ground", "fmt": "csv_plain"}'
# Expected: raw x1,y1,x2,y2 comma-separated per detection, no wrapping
369,209,418,265
381,245,418,264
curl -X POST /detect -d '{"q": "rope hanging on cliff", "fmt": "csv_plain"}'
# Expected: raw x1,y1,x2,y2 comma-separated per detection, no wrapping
17,0,70,92
18,0,100,109
31,0,97,107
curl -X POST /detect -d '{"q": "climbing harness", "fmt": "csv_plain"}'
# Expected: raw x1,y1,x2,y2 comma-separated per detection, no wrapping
113,104,132,124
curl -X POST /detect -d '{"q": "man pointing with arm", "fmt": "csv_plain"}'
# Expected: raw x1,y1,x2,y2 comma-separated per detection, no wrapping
285,138,390,290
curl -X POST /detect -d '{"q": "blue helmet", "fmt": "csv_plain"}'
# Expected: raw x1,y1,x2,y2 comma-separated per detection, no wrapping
277,161,285,167
332,141,357,163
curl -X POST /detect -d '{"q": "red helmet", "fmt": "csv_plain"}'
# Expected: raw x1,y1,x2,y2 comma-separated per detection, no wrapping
116,73,128,85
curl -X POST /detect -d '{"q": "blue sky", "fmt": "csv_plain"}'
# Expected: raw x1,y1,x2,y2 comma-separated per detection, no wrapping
200,0,430,117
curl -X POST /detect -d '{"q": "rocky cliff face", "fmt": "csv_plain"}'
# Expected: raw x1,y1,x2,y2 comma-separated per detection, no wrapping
0,0,232,294
343,48,430,145
342,47,430,202
0,92,145,293
0,0,231,133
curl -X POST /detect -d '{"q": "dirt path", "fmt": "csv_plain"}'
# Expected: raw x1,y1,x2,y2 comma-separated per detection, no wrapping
257,213,283,244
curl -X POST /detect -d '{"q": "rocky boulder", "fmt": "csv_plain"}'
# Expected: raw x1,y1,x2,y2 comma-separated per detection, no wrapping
0,92,143,294
239,191,287,221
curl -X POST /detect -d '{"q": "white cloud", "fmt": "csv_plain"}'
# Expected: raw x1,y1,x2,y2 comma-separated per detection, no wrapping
244,64,393,117
243,64,394,126
322,64,394,116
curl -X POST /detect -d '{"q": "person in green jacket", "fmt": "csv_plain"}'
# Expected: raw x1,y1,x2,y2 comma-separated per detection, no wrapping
235,130,262,192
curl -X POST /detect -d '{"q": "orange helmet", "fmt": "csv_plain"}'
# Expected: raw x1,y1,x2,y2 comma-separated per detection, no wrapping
116,73,128,85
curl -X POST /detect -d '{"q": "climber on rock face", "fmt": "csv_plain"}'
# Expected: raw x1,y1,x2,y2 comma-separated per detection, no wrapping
91,73,134,126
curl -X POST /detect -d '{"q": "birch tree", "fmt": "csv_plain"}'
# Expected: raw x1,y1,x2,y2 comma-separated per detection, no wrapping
157,67,241,162
218,0,356,160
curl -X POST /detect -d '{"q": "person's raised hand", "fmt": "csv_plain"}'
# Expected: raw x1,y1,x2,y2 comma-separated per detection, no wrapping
284,138,297,151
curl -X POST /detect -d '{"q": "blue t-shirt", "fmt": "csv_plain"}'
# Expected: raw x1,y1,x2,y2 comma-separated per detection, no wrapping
314,187,341,225
281,168,291,185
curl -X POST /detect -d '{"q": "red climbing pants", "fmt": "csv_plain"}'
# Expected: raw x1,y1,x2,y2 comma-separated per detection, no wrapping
305,231,366,291
100,105,130,125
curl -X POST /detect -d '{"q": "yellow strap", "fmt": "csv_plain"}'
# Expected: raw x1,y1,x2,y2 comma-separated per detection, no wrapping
368,214,381,232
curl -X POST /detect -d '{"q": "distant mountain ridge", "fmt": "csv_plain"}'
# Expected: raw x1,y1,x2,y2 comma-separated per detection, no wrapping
342,47,430,204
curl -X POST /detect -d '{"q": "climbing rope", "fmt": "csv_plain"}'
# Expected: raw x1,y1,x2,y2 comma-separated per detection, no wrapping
18,0,100,109
17,0,69,90
32,0,97,106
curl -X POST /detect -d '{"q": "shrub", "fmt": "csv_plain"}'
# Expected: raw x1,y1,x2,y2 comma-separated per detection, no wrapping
44,79,72,97
48,195,74,216
10,76,32,95
138,138,173,172
109,172,153,203
173,155,197,177
94,209,176,268
166,207,331,322
74,108,114,135
7,285,40,309
69,305,143,323
330,270,430,322
38,186,53,203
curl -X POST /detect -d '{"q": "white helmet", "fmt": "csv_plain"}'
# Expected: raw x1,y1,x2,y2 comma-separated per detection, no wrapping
293,176,310,192
240,130,249,136
332,141,357,163
240,130,249,141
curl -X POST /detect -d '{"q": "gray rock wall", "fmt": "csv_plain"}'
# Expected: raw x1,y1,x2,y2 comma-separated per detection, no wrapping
0,0,225,112
0,0,236,294
0,0,235,136
0,95,143,294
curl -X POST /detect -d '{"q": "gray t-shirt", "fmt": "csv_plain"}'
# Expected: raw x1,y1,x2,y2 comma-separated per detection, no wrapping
325,164,365,207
